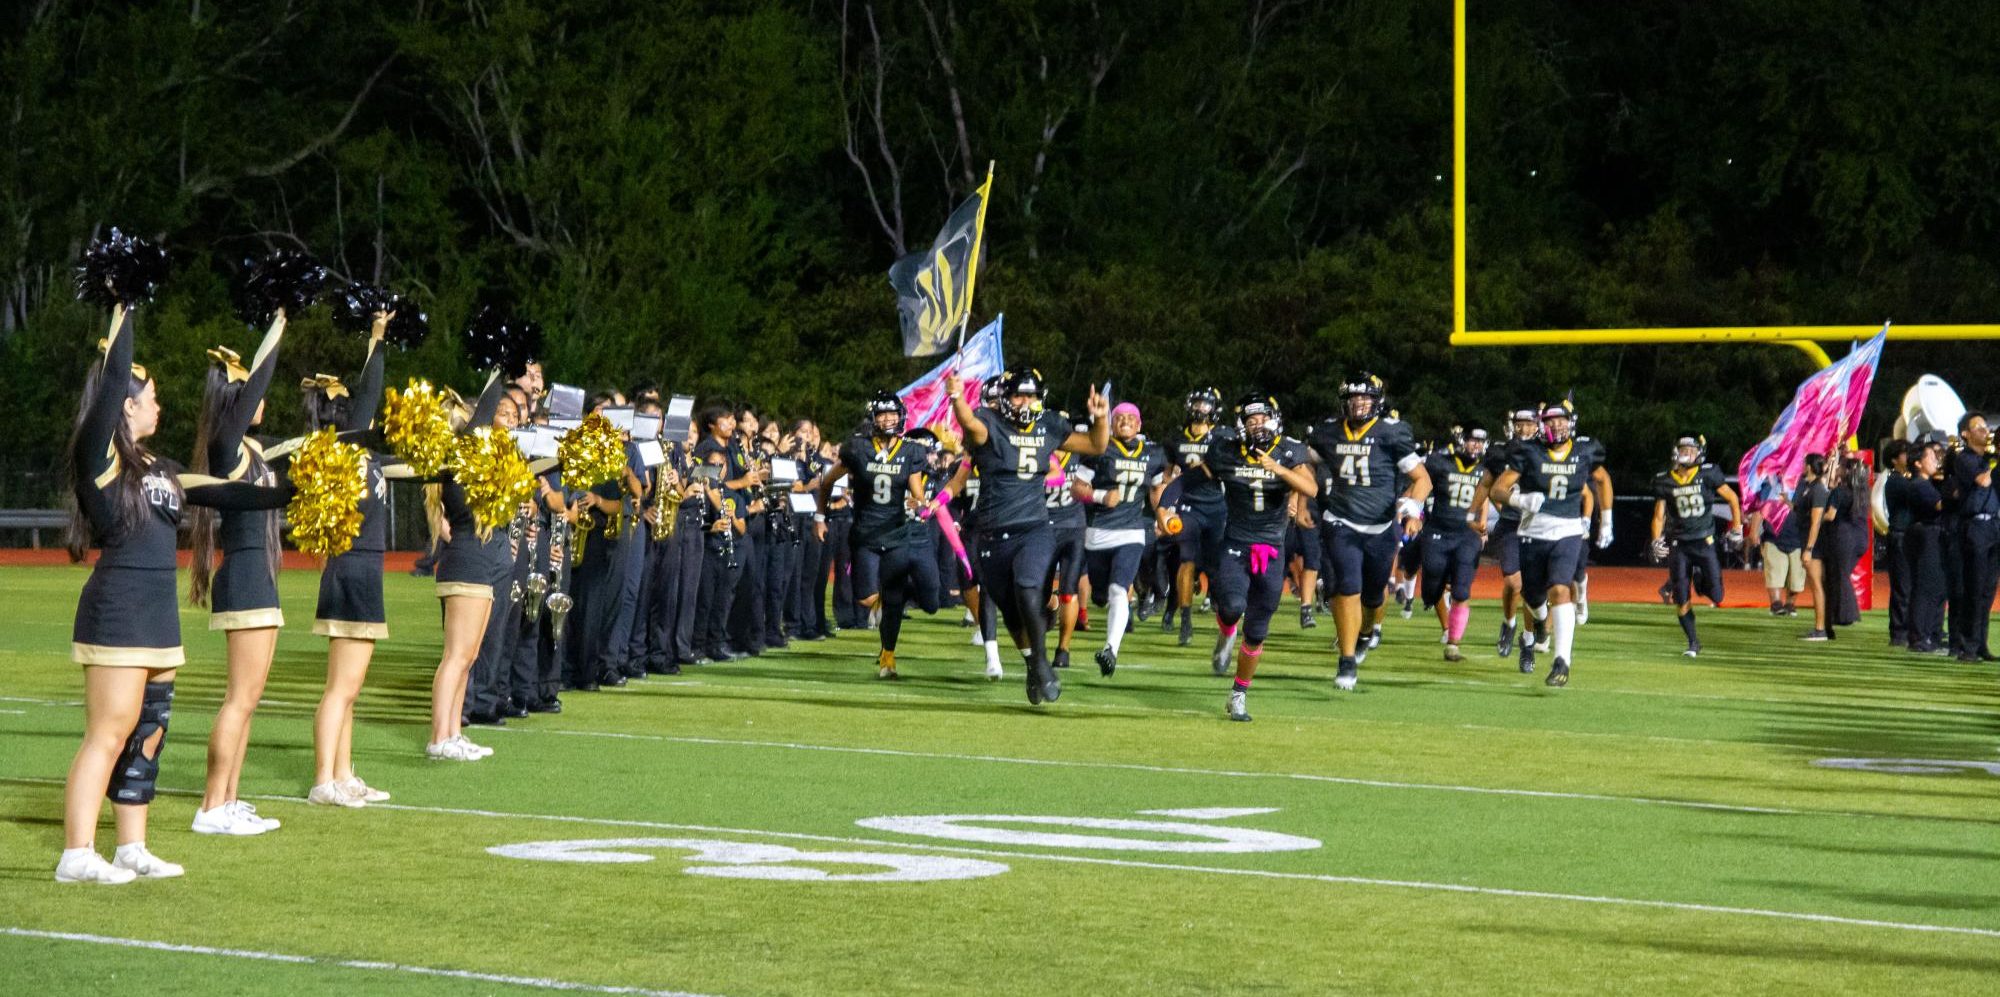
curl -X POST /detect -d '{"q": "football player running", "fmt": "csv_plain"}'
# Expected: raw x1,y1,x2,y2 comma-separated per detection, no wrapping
1483,406,1541,657
1420,425,1492,661
817,392,936,679
1202,395,1317,722
1307,373,1429,692
1076,402,1169,676
1160,388,1227,647
946,368,1109,705
1489,399,1603,686
1649,435,1742,657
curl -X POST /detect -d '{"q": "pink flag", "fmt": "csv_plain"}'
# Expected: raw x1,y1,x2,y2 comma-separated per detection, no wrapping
897,316,1005,437
1737,325,1888,535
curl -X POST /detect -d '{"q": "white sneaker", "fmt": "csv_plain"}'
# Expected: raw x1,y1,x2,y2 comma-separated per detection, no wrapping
452,734,494,758
232,800,281,830
984,660,1003,680
191,803,270,836
111,843,184,880
426,739,477,762
55,849,136,885
309,780,366,807
342,777,390,803
1226,689,1251,722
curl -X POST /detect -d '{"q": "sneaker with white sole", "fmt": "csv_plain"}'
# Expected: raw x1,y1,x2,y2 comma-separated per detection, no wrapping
1335,656,1359,691
342,777,391,803
452,734,494,758
55,849,136,885
231,800,281,830
1227,689,1251,723
426,739,477,762
191,803,269,836
308,780,366,807
111,843,184,880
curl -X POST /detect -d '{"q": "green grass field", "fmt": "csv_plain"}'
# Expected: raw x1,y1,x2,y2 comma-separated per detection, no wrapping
2,564,1997,995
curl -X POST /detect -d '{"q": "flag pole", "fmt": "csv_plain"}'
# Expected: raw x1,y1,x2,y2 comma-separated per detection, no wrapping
957,161,996,355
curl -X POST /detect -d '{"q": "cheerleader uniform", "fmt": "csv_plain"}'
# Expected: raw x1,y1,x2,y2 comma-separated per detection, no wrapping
313,339,392,639
206,319,287,631
436,377,513,600
74,314,291,667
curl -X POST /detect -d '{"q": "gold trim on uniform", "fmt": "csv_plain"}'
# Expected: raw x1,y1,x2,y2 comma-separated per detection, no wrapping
313,619,388,640
209,608,284,631
435,581,495,600
73,643,185,668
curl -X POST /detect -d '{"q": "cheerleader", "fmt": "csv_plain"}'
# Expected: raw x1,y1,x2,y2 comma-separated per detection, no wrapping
185,311,288,836
59,305,291,884
302,313,397,804
427,374,517,761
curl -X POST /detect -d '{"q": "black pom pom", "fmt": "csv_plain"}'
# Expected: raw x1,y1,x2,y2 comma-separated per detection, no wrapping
461,306,541,376
233,251,330,326
74,228,171,308
385,300,430,350
330,282,396,334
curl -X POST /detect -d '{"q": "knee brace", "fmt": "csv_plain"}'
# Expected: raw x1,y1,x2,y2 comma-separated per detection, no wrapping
108,681,173,805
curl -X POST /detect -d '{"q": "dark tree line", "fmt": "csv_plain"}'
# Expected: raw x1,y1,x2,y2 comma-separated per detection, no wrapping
2,0,1995,502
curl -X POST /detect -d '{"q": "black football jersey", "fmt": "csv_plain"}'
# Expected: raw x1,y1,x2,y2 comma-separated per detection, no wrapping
1423,451,1485,533
971,408,1068,532
839,434,927,548
1483,440,1525,523
1204,433,1309,546
1044,450,1088,529
1654,464,1725,541
1309,417,1417,526
1506,438,1599,520
1166,427,1226,512
1085,439,1168,532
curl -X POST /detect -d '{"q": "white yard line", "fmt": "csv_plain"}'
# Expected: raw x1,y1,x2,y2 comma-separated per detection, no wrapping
0,927,723,997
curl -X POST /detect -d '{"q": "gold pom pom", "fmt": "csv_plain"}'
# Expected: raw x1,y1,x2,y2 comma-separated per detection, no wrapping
557,412,627,491
381,379,456,477
454,426,535,534
286,427,368,558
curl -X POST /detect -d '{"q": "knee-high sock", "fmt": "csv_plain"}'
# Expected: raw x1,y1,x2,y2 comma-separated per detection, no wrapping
1014,585,1049,664
1105,585,1131,654
1678,607,1698,644
880,587,906,652
1551,602,1577,662
1448,601,1470,642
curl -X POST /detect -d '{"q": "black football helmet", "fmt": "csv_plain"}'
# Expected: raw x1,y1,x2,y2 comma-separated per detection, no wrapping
981,378,1005,408
996,367,1046,426
1185,387,1222,426
1673,434,1706,467
1455,424,1490,461
1235,393,1282,451
1339,372,1385,423
866,390,906,436
1539,399,1575,444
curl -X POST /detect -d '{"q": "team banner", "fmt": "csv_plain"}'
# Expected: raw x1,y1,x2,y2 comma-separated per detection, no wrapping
897,315,1004,436
889,171,993,357
1737,324,1888,535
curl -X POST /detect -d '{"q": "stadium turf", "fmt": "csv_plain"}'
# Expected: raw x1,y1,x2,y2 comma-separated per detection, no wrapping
1,565,1996,995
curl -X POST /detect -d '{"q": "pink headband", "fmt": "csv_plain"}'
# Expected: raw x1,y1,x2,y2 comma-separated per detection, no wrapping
1112,402,1142,427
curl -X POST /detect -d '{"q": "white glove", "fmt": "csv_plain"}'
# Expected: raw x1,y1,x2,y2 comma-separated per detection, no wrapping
1394,496,1425,522
1595,510,1614,549
1648,536,1668,563
1724,526,1744,548
1506,491,1544,515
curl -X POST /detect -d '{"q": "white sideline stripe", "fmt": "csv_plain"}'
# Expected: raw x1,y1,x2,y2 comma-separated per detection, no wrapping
0,927,722,997
487,727,1836,818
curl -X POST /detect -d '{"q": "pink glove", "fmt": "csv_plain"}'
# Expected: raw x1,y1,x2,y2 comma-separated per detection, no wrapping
1247,543,1280,575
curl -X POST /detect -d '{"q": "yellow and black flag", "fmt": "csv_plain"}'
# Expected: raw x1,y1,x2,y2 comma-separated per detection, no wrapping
890,168,992,357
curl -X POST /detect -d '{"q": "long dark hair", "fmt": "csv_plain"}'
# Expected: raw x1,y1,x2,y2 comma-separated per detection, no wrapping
64,359,160,562
303,382,350,432
188,365,282,607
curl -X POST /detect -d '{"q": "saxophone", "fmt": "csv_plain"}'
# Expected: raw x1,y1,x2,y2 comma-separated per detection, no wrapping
651,463,683,540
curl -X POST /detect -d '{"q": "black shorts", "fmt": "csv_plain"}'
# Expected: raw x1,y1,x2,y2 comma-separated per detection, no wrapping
977,524,1058,593
1211,542,1286,644
73,565,182,667
210,545,283,629
1420,529,1481,606
1490,517,1522,575
438,528,510,592
1322,522,1398,605
1176,501,1227,574
1287,522,1321,572
1085,543,1144,603
1667,537,1725,606
1519,535,1586,607
315,549,387,639
1050,526,1085,596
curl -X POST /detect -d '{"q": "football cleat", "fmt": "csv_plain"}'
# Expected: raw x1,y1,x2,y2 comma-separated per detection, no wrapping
1683,641,1701,659
1300,604,1317,629
1211,631,1237,676
1497,620,1517,658
1444,643,1463,662
1518,641,1537,675
1095,647,1117,677
1053,648,1071,670
1367,626,1383,650
1179,612,1195,646
1334,657,1359,691
1546,658,1570,687
1038,660,1062,703
1025,662,1043,705
876,650,899,680
1227,689,1252,723
1160,607,1177,634
1400,590,1415,619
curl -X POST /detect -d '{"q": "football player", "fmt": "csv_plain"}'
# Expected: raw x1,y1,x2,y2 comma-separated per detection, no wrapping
1307,373,1428,691
1044,423,1089,670
1076,402,1169,676
1420,425,1492,661
1648,435,1742,657
1202,395,1317,721
1484,406,1541,657
1489,399,1603,686
946,367,1109,704
816,392,936,679
1160,388,1227,646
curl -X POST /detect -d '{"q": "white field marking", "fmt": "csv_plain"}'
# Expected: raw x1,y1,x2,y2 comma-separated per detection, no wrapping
488,837,1009,881
0,927,722,997
1137,807,1279,819
854,815,1320,853
157,797,2000,942
0,709,24,715
1814,758,2000,777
